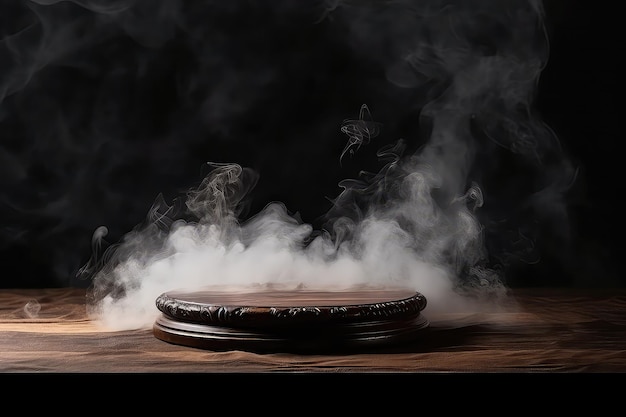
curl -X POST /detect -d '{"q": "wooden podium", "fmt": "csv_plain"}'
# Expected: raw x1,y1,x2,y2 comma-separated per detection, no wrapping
153,287,429,353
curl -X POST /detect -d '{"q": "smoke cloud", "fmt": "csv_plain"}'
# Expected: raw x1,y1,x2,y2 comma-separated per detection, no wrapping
1,0,576,329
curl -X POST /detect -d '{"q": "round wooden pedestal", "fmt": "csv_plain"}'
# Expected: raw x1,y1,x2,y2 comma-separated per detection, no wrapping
153,287,428,353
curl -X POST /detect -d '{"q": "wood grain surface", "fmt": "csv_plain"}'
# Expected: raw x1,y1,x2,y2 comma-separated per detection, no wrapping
1,287,626,372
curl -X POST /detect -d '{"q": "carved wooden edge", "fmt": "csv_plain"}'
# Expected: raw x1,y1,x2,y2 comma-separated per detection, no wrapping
155,291,427,328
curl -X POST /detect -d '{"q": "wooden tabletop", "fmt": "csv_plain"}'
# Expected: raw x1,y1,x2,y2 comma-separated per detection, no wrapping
1,287,626,373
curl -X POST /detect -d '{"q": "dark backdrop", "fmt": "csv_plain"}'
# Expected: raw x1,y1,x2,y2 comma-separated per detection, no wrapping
0,0,621,289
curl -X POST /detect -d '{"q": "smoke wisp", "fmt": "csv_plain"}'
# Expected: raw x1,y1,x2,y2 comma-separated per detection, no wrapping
0,0,576,329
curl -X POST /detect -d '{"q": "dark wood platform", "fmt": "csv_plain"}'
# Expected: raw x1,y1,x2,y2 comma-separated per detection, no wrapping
153,287,429,353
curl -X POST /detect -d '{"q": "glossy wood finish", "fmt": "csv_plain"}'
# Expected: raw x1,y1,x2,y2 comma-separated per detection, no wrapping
153,287,429,352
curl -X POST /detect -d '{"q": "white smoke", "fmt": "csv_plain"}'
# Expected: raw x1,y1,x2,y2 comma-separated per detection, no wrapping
85,148,505,330
79,0,570,330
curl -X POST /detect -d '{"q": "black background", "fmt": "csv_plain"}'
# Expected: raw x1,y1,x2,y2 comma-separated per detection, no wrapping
0,0,621,289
